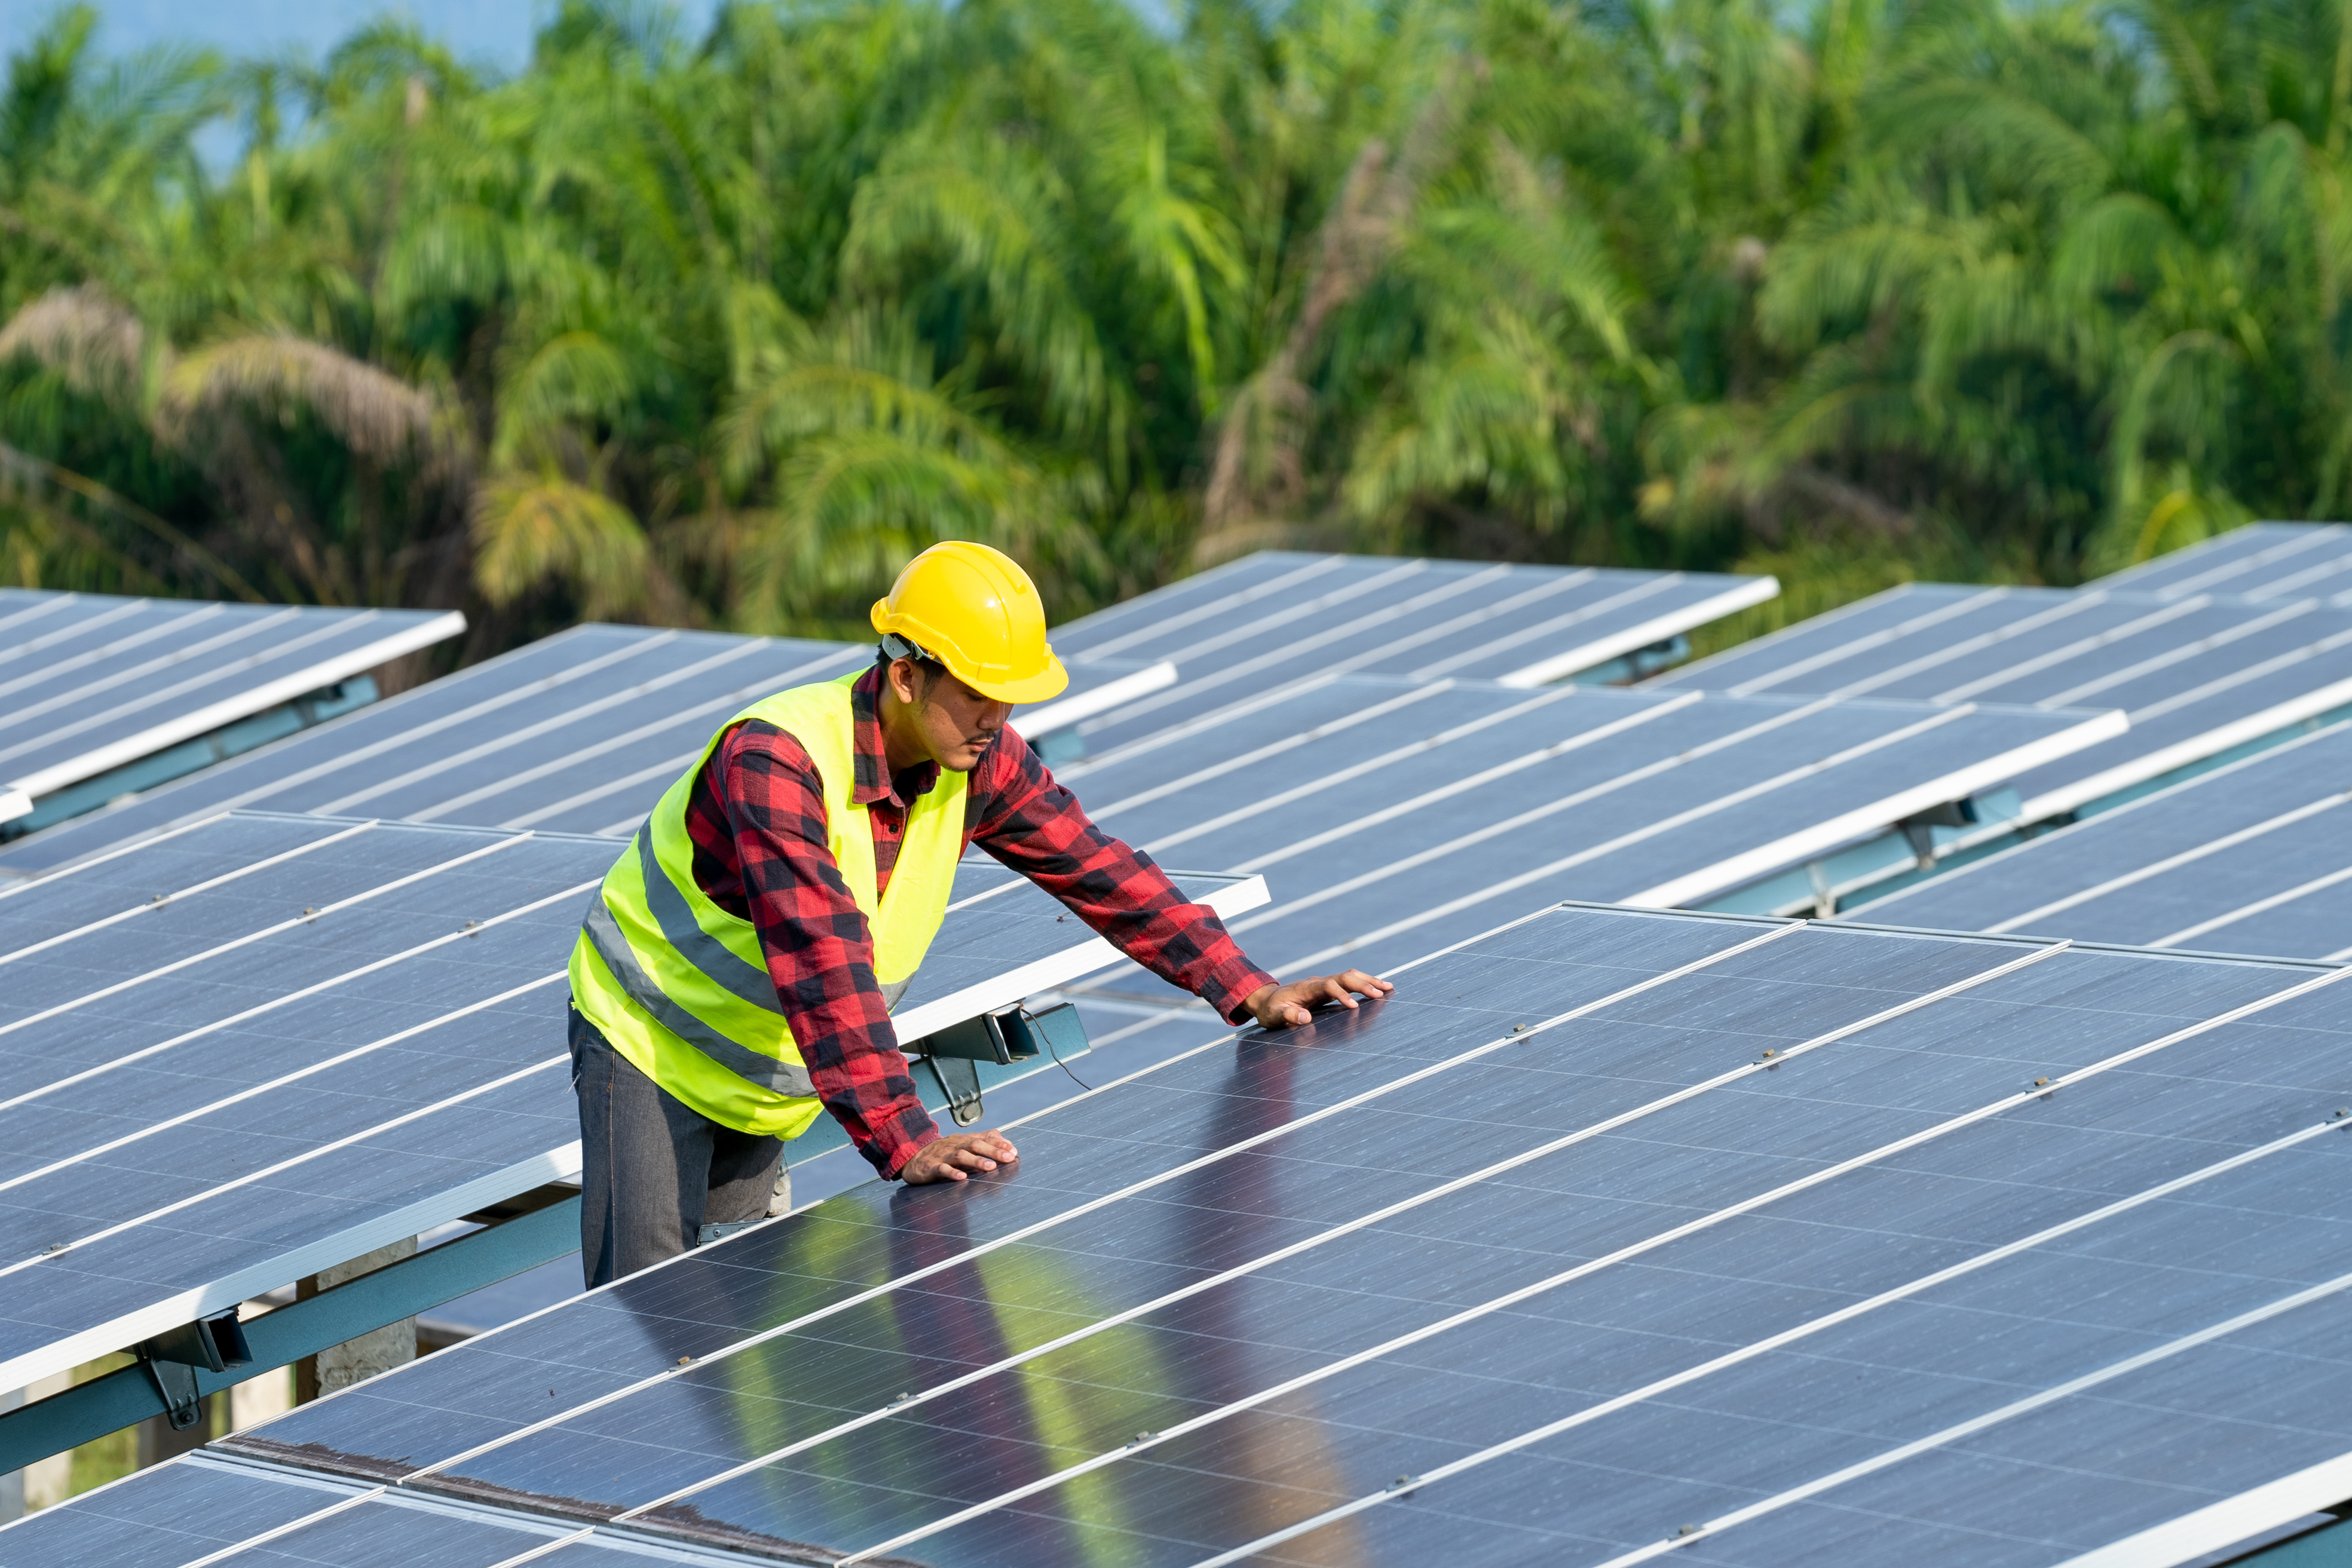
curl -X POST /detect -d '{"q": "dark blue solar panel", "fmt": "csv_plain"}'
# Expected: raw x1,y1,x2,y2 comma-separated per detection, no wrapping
0,813,615,1394
2092,522,2352,602
0,626,861,875
53,909,2332,1568
1860,721,2352,959
1654,582,2352,820
0,592,463,807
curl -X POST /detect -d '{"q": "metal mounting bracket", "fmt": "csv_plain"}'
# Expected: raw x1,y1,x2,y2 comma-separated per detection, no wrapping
914,1002,1091,1126
926,1054,986,1125
136,1311,250,1429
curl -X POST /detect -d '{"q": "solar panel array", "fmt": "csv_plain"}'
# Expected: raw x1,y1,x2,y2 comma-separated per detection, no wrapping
0,812,1254,1397
0,626,866,877
1051,674,2123,997
1853,720,2352,961
1653,581,2352,820
0,813,614,1396
19,906,2349,1568
2090,521,2352,602
19,525,2352,1565
0,591,464,828
1044,553,1778,753
0,553,1773,878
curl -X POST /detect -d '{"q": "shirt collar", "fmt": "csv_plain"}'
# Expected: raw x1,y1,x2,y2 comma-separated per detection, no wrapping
851,663,939,807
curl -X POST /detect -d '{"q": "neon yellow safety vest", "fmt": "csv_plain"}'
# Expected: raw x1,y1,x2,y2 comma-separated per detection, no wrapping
568,671,968,1137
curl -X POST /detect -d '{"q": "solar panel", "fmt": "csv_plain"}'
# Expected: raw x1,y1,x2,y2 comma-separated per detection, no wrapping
0,590,464,829
0,811,614,1395
1047,674,2124,995
29,904,2348,1568
1652,582,2352,820
0,557,1773,878
0,626,866,877
0,811,1254,1401
1849,720,2352,960
1049,552,1777,755
2090,521,2352,602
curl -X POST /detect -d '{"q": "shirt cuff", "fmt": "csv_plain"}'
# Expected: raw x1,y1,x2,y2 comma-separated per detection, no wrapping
1200,956,1280,1026
870,1101,942,1179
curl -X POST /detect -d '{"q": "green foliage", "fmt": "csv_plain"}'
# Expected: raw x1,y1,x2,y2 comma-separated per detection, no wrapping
4,0,2349,655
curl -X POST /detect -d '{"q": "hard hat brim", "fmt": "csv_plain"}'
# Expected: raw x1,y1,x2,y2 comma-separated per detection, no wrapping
968,653,1068,705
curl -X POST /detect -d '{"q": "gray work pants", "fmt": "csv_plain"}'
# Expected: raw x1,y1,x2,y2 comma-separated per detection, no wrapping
571,1007,791,1288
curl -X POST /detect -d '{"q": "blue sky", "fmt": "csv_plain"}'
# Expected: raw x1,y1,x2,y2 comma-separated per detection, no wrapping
3,1,721,79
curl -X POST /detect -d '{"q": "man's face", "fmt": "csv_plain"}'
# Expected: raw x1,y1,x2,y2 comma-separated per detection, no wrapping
894,660,1012,772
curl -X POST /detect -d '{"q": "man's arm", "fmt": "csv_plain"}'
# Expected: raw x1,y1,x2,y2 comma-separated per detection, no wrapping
967,730,1389,1024
715,722,944,1178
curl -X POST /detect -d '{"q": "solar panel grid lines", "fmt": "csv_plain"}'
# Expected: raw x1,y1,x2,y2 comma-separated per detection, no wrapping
1088,684,1609,863
1594,1269,2352,1568
1854,720,2352,960
1487,573,1780,689
1052,553,1777,755
1618,702,2130,909
0,625,865,875
1064,681,2123,987
1006,659,1180,741
0,811,625,1394
1050,551,1359,659
2059,1452,2352,1568
288,636,865,822
1056,676,1483,809
824,938,2083,1567
1648,579,2352,823
823,944,2351,1567
477,932,2075,1568
0,826,543,1063
0,590,467,814
2091,522,2352,601
1058,558,1544,739
2031,626,2352,821
143,914,1810,1559
2161,867,2352,958
133,912,2352,1568
834,944,2349,1568
0,816,379,967
1208,1122,2352,1568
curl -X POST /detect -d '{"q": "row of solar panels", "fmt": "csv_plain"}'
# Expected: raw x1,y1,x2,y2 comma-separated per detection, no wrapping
0,557,1812,1435
4,525,2351,1568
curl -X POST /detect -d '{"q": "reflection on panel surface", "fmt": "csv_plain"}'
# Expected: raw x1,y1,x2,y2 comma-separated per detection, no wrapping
32,906,2323,1568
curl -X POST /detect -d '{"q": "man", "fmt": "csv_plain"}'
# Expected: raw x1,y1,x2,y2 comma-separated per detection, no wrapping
568,540,1391,1285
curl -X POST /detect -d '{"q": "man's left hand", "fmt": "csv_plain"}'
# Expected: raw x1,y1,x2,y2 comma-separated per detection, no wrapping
1243,970,1394,1030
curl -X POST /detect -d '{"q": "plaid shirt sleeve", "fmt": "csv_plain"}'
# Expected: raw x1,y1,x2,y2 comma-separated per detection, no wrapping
966,728,1277,1021
706,721,939,1179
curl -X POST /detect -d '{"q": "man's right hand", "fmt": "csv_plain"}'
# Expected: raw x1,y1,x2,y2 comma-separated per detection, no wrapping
899,1129,1019,1184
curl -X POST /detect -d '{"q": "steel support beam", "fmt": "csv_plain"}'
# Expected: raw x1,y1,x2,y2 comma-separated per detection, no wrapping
0,1195,580,1473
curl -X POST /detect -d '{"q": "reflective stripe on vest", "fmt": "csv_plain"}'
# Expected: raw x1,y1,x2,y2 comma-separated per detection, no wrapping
567,671,968,1135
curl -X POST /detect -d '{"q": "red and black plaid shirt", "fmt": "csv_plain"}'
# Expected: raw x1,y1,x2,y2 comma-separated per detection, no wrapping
682,663,1276,1178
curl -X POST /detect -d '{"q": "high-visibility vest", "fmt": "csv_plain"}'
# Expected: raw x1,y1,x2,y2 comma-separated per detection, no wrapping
568,671,968,1137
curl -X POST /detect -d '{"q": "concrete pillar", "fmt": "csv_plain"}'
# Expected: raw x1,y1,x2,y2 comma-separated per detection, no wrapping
135,1398,212,1469
296,1238,417,1402
229,1365,293,1432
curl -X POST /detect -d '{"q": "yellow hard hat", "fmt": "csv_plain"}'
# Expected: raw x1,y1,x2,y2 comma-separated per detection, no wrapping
870,541,1070,703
